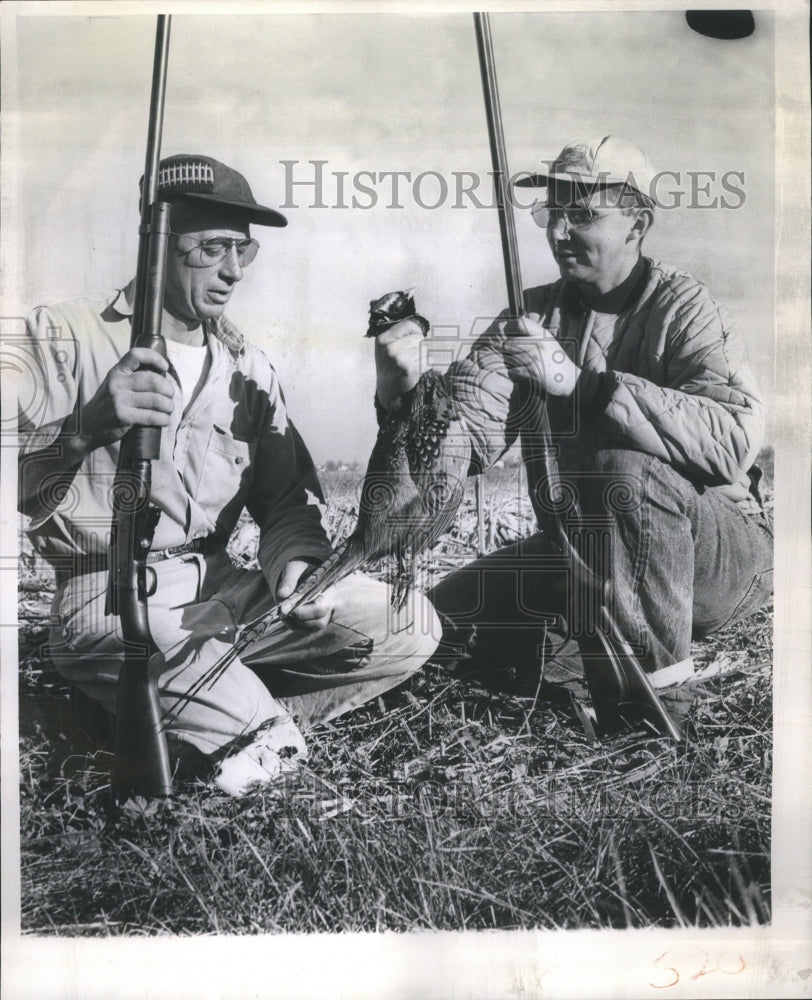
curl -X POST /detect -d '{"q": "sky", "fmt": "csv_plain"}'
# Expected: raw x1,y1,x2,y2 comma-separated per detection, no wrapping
4,6,776,464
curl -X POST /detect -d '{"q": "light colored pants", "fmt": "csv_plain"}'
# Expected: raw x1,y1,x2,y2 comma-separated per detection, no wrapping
50,548,441,756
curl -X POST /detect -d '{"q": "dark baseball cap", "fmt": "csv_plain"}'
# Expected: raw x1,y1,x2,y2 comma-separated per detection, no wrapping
141,154,287,227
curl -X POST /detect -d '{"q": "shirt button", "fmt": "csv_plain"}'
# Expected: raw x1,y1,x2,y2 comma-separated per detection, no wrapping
235,456,243,465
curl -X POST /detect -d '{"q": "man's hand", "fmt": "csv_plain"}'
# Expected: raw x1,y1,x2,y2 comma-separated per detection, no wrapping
502,313,581,397
18,347,177,518
78,347,176,451
278,559,334,630
374,318,426,411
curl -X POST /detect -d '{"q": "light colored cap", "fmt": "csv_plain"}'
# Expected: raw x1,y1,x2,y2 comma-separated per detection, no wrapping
516,135,654,198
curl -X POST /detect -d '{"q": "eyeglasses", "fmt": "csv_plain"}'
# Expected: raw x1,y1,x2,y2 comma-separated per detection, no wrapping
171,233,260,268
531,202,626,231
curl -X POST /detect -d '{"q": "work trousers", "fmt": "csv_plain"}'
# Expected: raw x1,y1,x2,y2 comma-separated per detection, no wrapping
50,548,441,757
429,448,773,681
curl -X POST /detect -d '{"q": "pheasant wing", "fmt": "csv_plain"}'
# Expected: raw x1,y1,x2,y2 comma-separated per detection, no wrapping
404,371,471,549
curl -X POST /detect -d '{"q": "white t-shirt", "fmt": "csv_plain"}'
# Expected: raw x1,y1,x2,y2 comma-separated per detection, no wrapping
165,337,210,416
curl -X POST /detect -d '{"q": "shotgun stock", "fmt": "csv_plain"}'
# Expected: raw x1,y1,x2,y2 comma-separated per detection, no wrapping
108,15,174,799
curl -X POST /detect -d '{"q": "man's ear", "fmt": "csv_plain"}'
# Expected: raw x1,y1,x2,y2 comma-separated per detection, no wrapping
628,208,654,245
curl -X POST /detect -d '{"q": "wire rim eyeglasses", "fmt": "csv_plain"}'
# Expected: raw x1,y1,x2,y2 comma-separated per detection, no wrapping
530,202,627,231
171,233,260,268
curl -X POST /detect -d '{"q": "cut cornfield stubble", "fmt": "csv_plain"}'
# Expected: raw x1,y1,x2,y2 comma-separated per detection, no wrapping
18,453,773,933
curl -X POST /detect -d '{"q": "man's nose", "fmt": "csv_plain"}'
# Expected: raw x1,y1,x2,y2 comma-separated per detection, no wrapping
547,220,568,253
219,244,244,282
548,213,571,238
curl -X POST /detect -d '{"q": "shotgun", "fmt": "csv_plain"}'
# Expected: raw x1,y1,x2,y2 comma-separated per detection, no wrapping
108,14,174,798
473,12,681,741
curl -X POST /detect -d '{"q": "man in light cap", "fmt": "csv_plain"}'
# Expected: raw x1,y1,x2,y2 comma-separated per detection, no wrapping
19,154,439,795
375,135,771,727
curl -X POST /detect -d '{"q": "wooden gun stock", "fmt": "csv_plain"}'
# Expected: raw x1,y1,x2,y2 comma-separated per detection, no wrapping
109,462,171,795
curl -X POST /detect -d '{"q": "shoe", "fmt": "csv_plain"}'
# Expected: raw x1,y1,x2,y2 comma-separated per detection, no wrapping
213,714,308,797
648,657,696,728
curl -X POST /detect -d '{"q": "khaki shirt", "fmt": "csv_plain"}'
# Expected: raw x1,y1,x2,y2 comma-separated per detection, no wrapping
19,282,333,596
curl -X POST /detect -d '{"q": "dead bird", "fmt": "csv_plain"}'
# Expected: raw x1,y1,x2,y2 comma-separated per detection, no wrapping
288,288,470,611
365,287,430,338
182,291,472,699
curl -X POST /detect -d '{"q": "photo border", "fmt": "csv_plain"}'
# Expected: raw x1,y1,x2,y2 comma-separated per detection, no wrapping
2,1,809,997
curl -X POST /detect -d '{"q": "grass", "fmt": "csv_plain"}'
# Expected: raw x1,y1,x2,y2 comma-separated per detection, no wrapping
16,455,773,935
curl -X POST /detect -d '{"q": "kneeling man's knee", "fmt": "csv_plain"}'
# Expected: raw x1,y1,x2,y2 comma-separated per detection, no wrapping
379,590,442,672
587,447,650,477
336,573,441,674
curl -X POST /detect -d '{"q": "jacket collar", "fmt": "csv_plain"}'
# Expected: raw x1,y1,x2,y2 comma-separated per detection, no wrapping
565,256,652,317
112,279,245,356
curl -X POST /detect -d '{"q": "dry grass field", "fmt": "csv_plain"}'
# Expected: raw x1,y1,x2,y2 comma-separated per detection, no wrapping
17,453,773,934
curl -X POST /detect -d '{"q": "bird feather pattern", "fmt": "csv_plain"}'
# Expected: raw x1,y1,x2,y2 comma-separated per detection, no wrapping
183,290,471,700
283,290,470,614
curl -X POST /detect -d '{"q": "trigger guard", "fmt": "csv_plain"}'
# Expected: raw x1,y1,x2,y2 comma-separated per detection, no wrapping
141,565,158,598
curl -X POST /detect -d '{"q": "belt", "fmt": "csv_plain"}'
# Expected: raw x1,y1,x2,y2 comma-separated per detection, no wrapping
145,538,210,563
54,537,213,586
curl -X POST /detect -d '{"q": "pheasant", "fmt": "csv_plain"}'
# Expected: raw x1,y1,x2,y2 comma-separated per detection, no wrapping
281,288,471,612
173,290,471,704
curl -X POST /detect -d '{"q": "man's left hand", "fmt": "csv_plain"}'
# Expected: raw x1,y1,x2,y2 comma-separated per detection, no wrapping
502,313,581,397
278,559,334,630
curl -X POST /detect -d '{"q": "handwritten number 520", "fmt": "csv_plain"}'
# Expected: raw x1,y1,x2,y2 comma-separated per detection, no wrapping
650,949,746,988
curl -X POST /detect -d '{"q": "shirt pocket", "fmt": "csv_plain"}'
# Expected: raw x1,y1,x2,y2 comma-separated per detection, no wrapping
194,425,256,516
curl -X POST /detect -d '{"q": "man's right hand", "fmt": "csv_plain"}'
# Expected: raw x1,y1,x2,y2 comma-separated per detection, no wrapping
374,319,425,411
78,347,175,451
18,346,176,520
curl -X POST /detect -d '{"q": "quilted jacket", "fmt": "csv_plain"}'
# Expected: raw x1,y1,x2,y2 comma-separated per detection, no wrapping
447,257,765,518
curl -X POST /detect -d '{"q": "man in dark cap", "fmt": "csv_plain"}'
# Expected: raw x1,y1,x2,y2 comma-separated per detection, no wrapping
19,155,439,795
375,136,772,727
